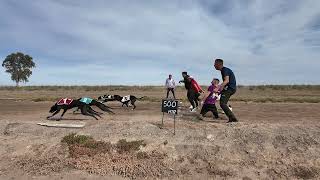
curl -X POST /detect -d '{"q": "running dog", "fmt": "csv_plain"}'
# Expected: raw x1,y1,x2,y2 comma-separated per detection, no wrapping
73,97,114,114
98,94,145,110
98,95,116,102
47,98,113,120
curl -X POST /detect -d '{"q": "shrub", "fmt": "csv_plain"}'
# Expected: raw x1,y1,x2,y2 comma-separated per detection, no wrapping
61,133,93,145
116,139,146,153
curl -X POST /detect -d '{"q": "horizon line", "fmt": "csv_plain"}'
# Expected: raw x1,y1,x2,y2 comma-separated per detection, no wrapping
0,84,319,87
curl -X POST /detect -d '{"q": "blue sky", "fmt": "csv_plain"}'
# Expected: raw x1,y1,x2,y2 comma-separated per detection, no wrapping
0,0,319,85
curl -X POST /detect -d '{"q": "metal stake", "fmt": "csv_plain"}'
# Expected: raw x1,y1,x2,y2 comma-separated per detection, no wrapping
161,112,164,127
173,114,176,135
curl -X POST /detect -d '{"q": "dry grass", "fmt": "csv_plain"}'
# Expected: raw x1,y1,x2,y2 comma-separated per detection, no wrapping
234,85,320,103
0,85,319,103
61,134,147,156
59,134,170,179
116,139,146,154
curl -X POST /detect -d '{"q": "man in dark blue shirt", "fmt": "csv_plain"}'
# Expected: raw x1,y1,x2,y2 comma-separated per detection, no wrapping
214,59,238,122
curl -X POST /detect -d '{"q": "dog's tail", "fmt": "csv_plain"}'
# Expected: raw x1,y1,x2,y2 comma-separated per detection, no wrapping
137,96,146,100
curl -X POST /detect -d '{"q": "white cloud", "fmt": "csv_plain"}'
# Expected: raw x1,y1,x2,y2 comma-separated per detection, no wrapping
0,0,319,85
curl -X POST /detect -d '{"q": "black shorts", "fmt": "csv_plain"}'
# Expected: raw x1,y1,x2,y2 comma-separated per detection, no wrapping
200,104,219,118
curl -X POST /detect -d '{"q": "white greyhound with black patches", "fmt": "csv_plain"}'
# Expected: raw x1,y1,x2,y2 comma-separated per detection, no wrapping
98,94,145,110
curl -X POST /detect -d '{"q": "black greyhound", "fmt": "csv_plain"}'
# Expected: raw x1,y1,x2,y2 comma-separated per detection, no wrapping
98,94,144,110
73,97,114,114
47,98,113,120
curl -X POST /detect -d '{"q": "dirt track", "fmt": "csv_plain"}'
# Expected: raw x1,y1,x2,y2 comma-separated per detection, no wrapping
1,100,320,179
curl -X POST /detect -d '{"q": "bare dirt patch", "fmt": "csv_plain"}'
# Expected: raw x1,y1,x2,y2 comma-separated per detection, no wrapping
1,91,320,179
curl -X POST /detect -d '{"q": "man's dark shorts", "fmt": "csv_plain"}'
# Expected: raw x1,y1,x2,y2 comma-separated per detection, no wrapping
200,104,219,119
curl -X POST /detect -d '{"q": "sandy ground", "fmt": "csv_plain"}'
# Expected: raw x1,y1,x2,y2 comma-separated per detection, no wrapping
0,99,320,179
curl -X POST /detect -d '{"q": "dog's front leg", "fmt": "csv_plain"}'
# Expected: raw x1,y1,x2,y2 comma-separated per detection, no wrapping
58,109,68,120
47,109,61,119
81,106,99,120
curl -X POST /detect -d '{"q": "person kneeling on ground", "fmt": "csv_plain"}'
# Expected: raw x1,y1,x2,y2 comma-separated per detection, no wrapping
200,78,220,119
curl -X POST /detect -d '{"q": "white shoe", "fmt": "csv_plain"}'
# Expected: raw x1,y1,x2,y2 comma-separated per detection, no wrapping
190,108,197,113
189,105,193,109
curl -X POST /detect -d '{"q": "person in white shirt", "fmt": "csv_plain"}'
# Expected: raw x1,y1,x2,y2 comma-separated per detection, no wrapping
165,74,176,99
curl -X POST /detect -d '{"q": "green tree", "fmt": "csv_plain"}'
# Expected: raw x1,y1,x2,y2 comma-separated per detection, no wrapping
2,52,36,87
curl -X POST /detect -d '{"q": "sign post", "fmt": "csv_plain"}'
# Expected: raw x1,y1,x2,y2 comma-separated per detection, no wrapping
161,112,165,127
161,99,178,135
174,114,176,135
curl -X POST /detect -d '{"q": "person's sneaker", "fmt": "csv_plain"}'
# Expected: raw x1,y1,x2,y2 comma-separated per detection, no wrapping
189,105,193,110
218,109,225,114
190,108,197,112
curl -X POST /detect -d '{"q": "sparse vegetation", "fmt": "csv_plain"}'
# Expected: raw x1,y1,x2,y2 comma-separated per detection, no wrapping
61,133,112,157
293,166,319,179
136,151,149,159
61,134,147,156
58,134,170,179
32,97,58,102
61,133,93,145
0,85,319,103
0,85,319,91
116,139,146,153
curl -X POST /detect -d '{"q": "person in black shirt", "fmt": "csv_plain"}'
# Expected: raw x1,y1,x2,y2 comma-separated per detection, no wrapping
214,59,238,123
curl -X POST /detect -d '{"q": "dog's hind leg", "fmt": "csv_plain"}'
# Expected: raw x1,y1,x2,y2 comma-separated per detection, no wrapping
131,100,137,110
88,106,102,117
90,112,102,118
94,101,114,114
81,106,99,120
92,108,103,115
88,105,103,115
